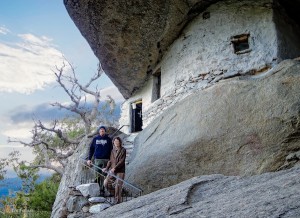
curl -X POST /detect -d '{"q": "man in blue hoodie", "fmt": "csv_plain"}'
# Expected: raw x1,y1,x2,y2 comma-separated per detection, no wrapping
87,125,112,194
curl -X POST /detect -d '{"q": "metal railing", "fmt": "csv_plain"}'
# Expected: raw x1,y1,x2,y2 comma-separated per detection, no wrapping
109,125,129,138
79,158,142,205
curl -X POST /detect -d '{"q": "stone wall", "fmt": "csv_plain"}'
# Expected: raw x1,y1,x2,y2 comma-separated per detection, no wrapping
119,0,300,133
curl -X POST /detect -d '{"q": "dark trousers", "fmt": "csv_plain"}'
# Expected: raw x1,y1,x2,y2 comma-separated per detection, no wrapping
94,159,109,193
104,172,125,204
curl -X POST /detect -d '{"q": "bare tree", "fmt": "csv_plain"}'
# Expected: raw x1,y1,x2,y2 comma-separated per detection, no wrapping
52,61,105,135
7,61,117,176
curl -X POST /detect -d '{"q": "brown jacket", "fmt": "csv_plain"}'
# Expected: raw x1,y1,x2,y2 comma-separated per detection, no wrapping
106,146,126,173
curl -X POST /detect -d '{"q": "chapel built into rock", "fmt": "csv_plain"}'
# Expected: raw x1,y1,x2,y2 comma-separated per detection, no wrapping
118,0,300,133
51,1,300,216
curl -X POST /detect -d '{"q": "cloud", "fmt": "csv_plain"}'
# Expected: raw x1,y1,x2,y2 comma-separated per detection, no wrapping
3,86,124,125
0,26,10,35
8,103,68,122
0,144,27,148
3,96,122,126
101,86,124,102
85,85,124,103
0,145,34,163
0,31,66,94
0,86,123,141
1,121,34,140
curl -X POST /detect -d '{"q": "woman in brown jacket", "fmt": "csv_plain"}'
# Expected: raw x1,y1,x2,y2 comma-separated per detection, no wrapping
103,136,126,204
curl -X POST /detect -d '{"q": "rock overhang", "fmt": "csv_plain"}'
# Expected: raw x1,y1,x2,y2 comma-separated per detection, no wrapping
64,0,300,99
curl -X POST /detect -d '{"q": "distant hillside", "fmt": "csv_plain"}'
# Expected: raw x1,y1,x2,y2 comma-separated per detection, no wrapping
0,174,51,200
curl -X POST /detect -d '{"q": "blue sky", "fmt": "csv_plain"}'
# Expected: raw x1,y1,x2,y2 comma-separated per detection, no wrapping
0,1,123,173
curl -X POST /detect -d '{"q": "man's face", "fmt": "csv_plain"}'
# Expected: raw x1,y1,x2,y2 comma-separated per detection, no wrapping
99,128,106,136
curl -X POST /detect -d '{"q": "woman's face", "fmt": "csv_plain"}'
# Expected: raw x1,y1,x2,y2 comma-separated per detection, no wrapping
114,139,121,147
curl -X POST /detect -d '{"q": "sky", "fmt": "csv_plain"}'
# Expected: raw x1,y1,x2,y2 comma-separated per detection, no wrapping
0,1,124,177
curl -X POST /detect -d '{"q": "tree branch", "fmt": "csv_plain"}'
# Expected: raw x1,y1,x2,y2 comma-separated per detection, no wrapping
28,164,63,176
35,120,81,145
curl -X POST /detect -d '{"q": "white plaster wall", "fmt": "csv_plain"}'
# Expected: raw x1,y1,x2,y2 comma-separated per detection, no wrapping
119,0,299,133
118,102,131,134
119,76,153,133
161,0,276,96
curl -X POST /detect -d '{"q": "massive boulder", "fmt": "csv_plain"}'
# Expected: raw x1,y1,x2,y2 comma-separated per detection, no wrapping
64,0,300,99
126,59,300,194
64,0,220,98
91,167,300,218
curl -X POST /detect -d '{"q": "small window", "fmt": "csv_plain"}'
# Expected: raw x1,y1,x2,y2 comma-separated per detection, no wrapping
231,34,251,54
151,69,161,102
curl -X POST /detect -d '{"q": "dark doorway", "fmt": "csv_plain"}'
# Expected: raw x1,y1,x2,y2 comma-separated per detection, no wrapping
131,101,143,132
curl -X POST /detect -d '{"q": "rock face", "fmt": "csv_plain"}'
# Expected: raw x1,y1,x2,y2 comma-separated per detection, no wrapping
90,167,300,218
126,60,300,194
64,0,300,99
51,137,93,218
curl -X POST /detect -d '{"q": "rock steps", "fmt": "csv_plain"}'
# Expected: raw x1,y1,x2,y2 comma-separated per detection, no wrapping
122,133,138,165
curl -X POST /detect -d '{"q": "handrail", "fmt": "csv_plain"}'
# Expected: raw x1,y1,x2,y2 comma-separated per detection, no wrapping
109,125,129,138
79,157,142,193
79,157,142,205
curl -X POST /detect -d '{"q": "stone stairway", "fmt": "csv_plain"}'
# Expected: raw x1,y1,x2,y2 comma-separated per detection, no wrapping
67,183,112,217
122,133,138,165
63,134,142,217
67,172,142,217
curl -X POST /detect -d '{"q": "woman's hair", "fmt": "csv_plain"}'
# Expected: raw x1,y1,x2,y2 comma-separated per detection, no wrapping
113,136,123,146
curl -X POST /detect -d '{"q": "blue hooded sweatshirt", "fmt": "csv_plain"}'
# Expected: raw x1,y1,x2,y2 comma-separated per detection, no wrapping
88,134,112,160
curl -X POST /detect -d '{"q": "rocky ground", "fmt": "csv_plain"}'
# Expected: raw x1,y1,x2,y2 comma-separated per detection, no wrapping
90,166,300,218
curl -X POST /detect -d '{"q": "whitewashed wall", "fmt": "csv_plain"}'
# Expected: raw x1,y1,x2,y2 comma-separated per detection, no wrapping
118,76,153,134
119,0,300,133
